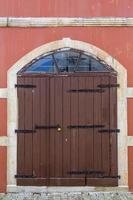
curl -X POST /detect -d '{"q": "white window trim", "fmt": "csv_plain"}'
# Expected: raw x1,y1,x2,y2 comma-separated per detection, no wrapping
6,38,128,192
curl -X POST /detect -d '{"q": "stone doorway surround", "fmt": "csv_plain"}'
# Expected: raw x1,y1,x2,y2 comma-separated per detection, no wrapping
0,38,131,192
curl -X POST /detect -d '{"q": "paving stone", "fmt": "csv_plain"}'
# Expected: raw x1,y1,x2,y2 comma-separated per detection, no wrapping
120,193,133,200
81,193,92,200
1,192,133,200
53,196,61,200
40,194,48,200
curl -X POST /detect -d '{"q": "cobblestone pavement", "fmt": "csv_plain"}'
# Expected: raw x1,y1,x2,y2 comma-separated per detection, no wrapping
0,193,133,200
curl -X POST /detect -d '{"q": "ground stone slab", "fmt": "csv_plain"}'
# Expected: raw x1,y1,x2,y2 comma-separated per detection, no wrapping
0,193,133,200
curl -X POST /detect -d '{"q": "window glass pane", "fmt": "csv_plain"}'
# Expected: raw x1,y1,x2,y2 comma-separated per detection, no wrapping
90,57,109,71
54,51,80,72
25,55,56,73
77,54,109,72
23,50,114,73
77,54,90,72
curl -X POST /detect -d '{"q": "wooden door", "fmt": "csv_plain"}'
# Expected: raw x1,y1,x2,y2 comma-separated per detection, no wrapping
16,73,118,186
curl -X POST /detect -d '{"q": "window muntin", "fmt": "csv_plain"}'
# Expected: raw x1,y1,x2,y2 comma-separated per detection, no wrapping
23,49,114,73
54,51,80,72
77,54,109,72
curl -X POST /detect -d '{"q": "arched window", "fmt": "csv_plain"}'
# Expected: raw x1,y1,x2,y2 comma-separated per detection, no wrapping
21,49,115,74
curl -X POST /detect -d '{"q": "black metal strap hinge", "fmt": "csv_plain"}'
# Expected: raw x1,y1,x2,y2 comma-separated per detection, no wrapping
15,129,36,133
35,124,60,129
15,125,61,133
15,84,36,88
67,89,104,93
68,169,104,175
98,129,120,133
98,175,120,179
15,175,36,178
67,125,104,129
97,84,120,88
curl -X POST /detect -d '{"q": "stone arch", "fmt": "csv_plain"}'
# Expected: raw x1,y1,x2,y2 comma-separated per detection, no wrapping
7,38,128,191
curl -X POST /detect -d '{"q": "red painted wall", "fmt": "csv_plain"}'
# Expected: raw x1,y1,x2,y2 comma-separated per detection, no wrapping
0,26,133,191
0,147,7,192
128,99,133,136
128,147,133,191
0,100,7,136
0,0,133,17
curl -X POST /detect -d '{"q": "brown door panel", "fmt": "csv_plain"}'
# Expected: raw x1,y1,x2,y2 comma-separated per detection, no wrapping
17,74,118,186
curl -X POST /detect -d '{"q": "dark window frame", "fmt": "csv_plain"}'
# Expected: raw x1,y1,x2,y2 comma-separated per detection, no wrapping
18,49,116,75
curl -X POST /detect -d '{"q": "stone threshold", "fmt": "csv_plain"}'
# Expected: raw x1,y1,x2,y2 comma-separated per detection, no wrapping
7,186,128,193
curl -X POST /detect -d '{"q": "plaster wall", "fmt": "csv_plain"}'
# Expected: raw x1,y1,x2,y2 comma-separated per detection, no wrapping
0,0,133,17
0,27,133,192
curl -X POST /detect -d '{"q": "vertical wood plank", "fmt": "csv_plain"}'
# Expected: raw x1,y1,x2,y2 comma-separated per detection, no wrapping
17,77,25,176
93,76,102,173
101,76,110,175
70,77,79,175
85,77,94,175
49,77,55,183
62,77,71,178
78,77,86,175
54,77,63,178
24,77,33,176
40,77,49,179
32,77,41,177
110,75,118,176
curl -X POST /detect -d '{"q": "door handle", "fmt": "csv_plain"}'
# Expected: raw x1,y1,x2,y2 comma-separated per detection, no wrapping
57,127,62,132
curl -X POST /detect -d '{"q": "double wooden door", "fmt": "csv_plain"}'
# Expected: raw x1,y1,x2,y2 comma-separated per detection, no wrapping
16,73,118,186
